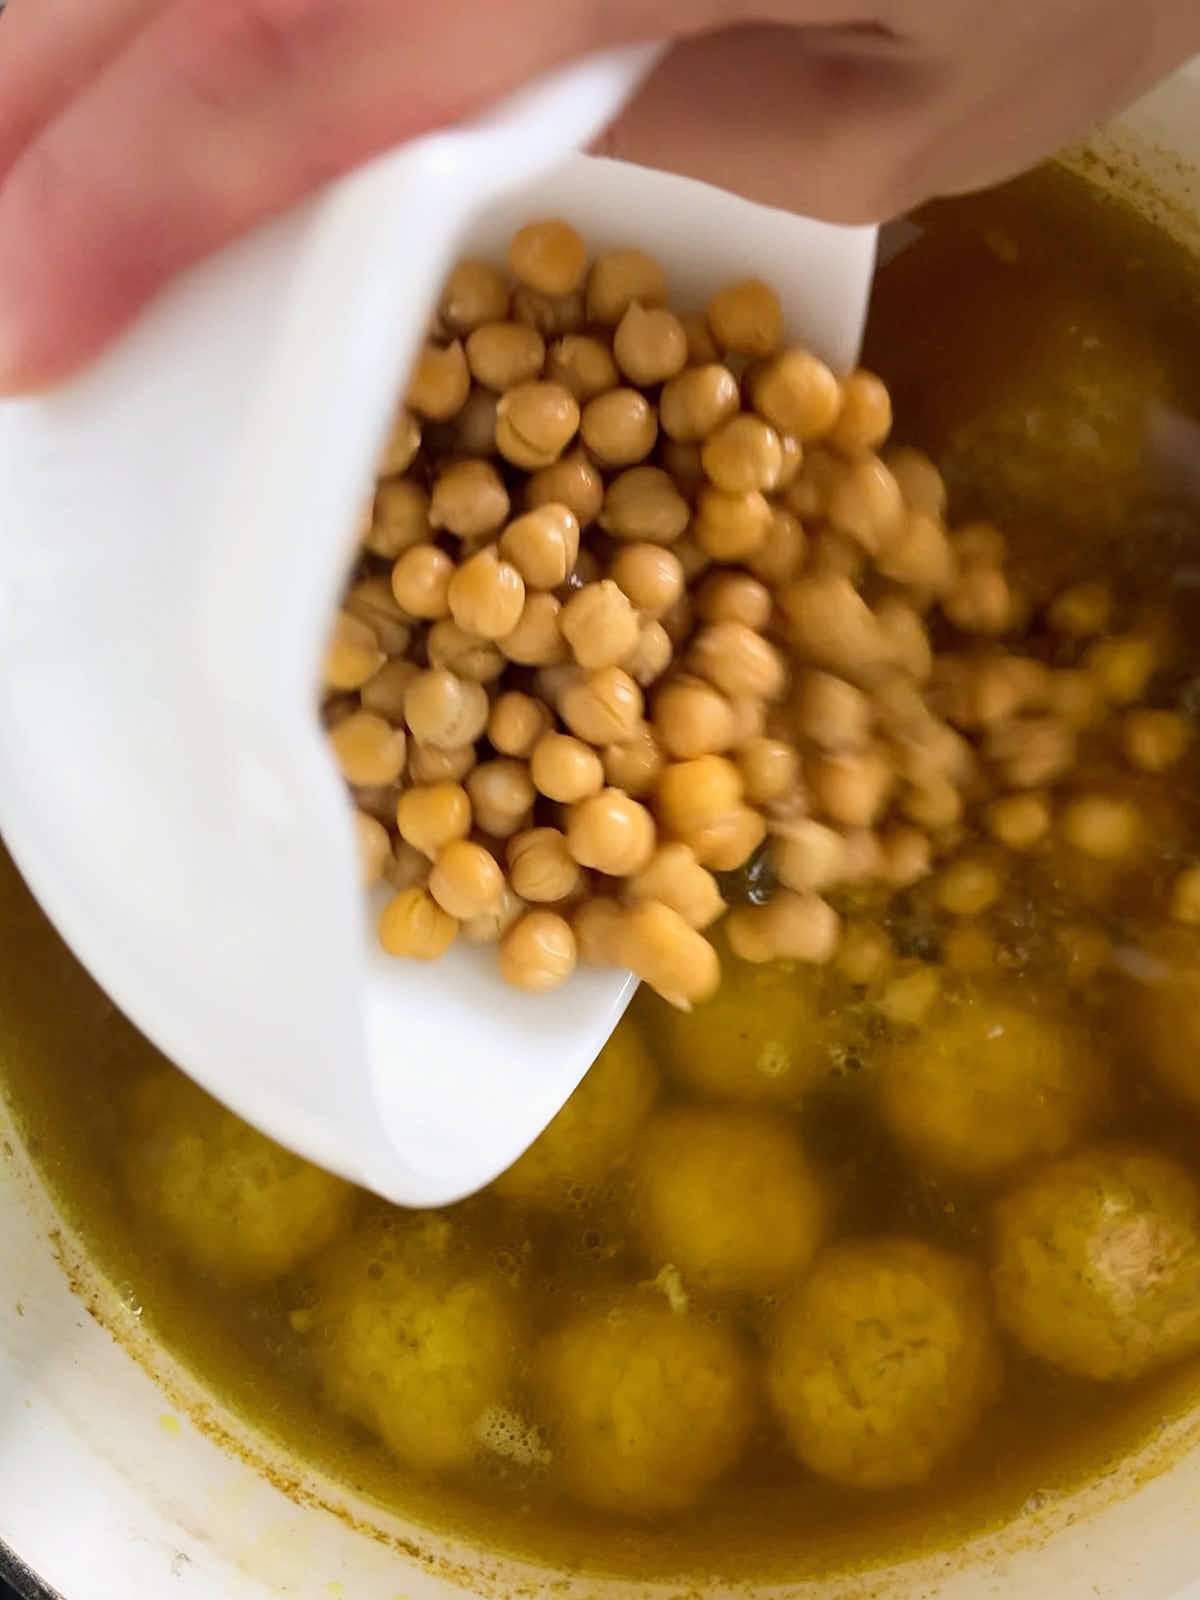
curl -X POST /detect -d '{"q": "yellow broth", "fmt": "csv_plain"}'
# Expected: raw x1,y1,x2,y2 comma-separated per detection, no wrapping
4,165,1200,1582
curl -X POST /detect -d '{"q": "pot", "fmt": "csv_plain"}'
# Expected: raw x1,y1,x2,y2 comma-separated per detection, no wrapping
2,59,1200,1600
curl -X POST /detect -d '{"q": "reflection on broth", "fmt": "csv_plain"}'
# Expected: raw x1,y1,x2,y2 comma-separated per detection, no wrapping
4,165,1200,1583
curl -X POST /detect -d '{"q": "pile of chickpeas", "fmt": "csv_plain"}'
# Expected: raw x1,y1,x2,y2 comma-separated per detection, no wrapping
321,217,1193,1005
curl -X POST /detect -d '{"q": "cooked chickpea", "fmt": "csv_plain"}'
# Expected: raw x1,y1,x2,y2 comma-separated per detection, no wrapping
496,503,579,592
466,759,536,839
567,789,656,875
694,487,772,562
600,467,690,544
1085,634,1159,705
345,577,412,657
438,258,510,335
898,774,963,830
403,668,489,749
701,414,784,494
534,663,584,708
626,843,724,929
738,737,800,805
658,364,741,443
656,755,743,838
465,321,545,391
748,507,808,587
828,455,904,553
495,382,580,470
625,619,674,687
390,544,454,619
511,284,585,337
461,883,526,945
793,669,872,750
530,732,604,803
507,828,583,904
330,711,407,787
829,369,892,455
953,521,1007,568
1047,580,1112,639
579,388,658,467
876,601,934,682
726,892,840,965
836,921,894,986
612,303,688,386
652,677,737,759
378,887,458,960
572,896,629,966
878,824,933,886
783,445,843,520
367,478,431,558
779,576,889,683
984,792,1051,851
353,811,391,887
488,692,553,758
395,783,472,859
446,547,526,640
884,446,947,519
497,910,577,992
602,725,665,798
934,858,1001,916
876,963,941,1027
807,745,894,828
559,580,640,670
445,384,501,457
499,592,569,665
750,348,842,440
525,451,605,528
1060,794,1141,859
621,900,720,1011
607,545,684,621
378,408,422,477
1171,865,1200,925
424,621,501,685
559,666,644,746
985,716,1076,789
729,694,766,746
428,839,505,921
324,612,384,691
680,310,720,365
876,512,956,594
585,249,668,325
692,572,769,632
546,335,620,403
706,277,783,357
689,622,786,702
428,460,510,540
508,218,588,297
1123,708,1191,772
406,339,470,420
386,838,430,892
407,740,477,785
942,566,1014,634
689,805,766,871
807,530,867,584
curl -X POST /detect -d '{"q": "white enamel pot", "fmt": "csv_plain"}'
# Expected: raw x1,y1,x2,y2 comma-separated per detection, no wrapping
1,60,1200,1600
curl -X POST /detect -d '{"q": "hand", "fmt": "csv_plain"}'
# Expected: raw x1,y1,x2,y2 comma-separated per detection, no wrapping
1,0,1197,391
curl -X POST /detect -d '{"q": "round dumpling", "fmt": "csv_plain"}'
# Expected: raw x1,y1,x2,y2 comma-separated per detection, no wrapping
878,988,1108,1181
632,1106,827,1296
765,1238,1000,1491
536,1295,754,1517
122,1069,355,1286
311,1214,521,1472
992,1143,1200,1382
492,1022,658,1207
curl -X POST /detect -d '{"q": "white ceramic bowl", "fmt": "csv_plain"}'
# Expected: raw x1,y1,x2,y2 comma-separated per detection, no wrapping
2,60,1200,1600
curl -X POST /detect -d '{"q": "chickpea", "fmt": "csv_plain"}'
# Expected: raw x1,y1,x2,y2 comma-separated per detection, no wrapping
984,791,1051,851
689,622,786,702
656,756,743,842
878,823,933,886
600,467,690,544
780,576,889,684
488,692,553,759
386,838,431,892
378,887,458,960
406,339,470,420
701,414,784,495
403,668,489,749
408,741,477,785
835,922,894,986
783,444,844,520
652,677,737,759
508,218,588,296
728,694,767,747
559,667,644,746
567,789,656,875
390,544,454,619
693,487,772,562
1060,794,1141,860
875,600,933,682
876,963,941,1027
791,669,870,751
441,384,500,457
330,711,407,787
495,382,580,470
953,521,1007,568
750,348,842,440
985,716,1076,789
465,321,545,390
612,303,688,386
467,759,536,839
875,512,956,594
934,858,1001,916
419,628,498,693
530,731,604,803
883,446,947,519
507,827,583,904
609,544,685,620
499,592,569,665
738,737,800,804
681,310,720,365
807,745,894,828
828,369,892,455
658,364,741,443
498,911,577,992
748,506,807,587
1047,580,1112,639
693,572,770,633
367,477,431,558
395,783,472,859
546,335,620,402
534,662,584,709
378,408,422,477
898,774,963,830
621,900,720,1011
625,619,674,687
438,258,510,335
585,248,668,325
1085,634,1159,705
462,883,526,945
428,459,510,541
345,577,412,657
324,611,385,691
579,388,658,467
572,896,629,966
1041,670,1101,730
726,892,840,965
689,804,766,871
942,566,1014,634
497,502,580,592
706,277,783,357
445,546,526,640
807,529,867,584
511,284,585,338
658,440,707,500
1171,865,1200,925
559,580,640,671
828,455,904,552
428,839,505,921
525,451,605,528
626,843,725,930
353,810,391,887
1123,708,1190,772
602,724,665,798
770,820,848,893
